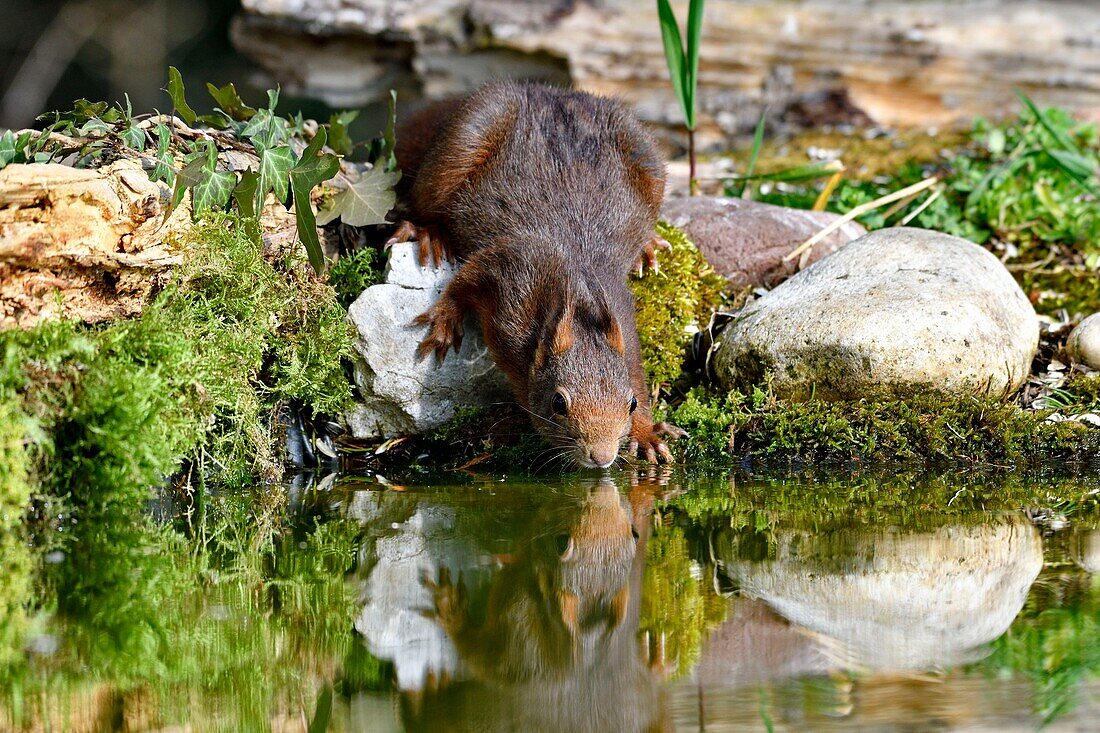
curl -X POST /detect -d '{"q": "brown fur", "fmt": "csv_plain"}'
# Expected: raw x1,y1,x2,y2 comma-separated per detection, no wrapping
395,82,685,466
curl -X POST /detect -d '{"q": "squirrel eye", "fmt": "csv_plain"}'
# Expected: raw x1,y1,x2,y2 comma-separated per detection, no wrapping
629,395,638,414
552,392,568,415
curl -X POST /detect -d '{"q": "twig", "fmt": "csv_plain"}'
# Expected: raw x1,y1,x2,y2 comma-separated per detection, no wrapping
899,187,943,226
783,176,939,263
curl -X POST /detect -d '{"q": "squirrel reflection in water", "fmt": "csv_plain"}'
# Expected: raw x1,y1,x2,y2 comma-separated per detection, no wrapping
401,474,673,733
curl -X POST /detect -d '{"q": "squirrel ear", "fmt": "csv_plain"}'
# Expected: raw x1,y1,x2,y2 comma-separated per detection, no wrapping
604,313,625,355
550,300,575,357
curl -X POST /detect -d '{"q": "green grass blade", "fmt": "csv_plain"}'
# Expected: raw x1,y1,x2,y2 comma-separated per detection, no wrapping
727,161,840,184
1015,90,1085,156
685,0,705,129
656,0,689,125
745,110,767,179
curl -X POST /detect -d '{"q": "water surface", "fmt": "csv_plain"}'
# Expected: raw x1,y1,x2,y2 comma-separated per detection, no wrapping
5,467,1100,732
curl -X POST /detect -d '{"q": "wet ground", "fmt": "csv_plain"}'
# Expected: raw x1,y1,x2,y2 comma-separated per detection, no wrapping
6,466,1100,732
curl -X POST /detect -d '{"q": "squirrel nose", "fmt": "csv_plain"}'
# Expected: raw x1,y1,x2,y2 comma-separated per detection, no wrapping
589,446,617,468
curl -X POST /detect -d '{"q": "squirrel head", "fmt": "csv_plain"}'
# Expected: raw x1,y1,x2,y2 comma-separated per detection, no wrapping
527,284,635,469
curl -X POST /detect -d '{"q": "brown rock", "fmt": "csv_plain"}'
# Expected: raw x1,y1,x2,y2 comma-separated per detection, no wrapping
660,196,866,288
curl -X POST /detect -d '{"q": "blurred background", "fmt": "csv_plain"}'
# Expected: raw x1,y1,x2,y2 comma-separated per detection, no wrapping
3,0,1100,147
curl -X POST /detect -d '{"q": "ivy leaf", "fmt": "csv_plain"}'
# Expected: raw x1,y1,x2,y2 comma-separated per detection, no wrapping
289,127,341,274
241,108,288,151
0,130,16,169
169,141,216,216
150,124,175,186
234,169,260,219
316,165,400,227
327,110,358,157
166,66,197,126
206,82,256,121
257,144,295,211
119,124,146,151
192,169,236,217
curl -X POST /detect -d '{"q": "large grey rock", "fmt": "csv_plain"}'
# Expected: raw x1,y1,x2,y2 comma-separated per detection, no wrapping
713,517,1043,671
660,196,866,288
712,227,1040,398
344,243,510,439
1067,313,1100,370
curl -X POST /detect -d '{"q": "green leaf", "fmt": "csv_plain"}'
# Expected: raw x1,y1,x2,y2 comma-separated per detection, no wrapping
290,127,341,274
168,142,216,216
1045,149,1100,196
234,169,260,219
192,169,236,217
0,130,16,169
316,165,400,227
684,0,705,129
383,89,397,171
241,108,288,151
656,0,689,128
169,154,207,215
1015,90,1083,157
120,124,146,151
327,110,358,157
166,67,197,126
745,110,766,179
307,685,333,733
150,124,175,186
257,144,295,210
206,82,257,121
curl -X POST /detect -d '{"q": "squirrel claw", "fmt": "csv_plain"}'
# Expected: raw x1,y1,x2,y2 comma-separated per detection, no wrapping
421,566,467,634
387,220,453,267
630,421,686,464
637,234,670,276
413,303,465,364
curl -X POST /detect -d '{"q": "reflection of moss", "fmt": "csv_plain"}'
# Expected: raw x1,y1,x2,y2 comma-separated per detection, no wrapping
630,222,726,387
2,492,379,730
670,386,1100,466
0,398,30,670
980,568,1100,725
641,524,727,678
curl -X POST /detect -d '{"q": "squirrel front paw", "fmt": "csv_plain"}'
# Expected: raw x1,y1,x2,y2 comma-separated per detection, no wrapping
386,220,454,267
629,421,687,464
420,567,468,636
413,300,465,363
637,234,671,276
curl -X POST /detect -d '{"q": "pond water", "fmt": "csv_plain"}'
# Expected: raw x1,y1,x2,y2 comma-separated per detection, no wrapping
6,467,1100,732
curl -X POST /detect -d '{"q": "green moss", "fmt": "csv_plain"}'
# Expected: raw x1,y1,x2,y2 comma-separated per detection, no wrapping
630,222,726,387
0,213,354,496
670,386,1100,466
328,246,385,308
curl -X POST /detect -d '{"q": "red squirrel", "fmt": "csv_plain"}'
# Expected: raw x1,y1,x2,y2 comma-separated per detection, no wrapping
390,82,685,467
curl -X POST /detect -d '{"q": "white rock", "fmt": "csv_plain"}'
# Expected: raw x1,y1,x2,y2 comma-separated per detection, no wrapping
344,243,511,439
1067,313,1100,370
712,227,1040,398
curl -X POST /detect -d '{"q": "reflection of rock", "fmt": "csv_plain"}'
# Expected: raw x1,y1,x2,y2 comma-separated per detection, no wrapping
693,596,832,686
713,516,1043,670
660,197,866,288
352,501,485,690
1072,529,1100,574
1067,313,1100,370
344,242,511,439
711,228,1040,398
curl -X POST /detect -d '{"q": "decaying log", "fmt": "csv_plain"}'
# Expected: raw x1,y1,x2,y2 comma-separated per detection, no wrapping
0,157,300,329
232,0,1100,145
